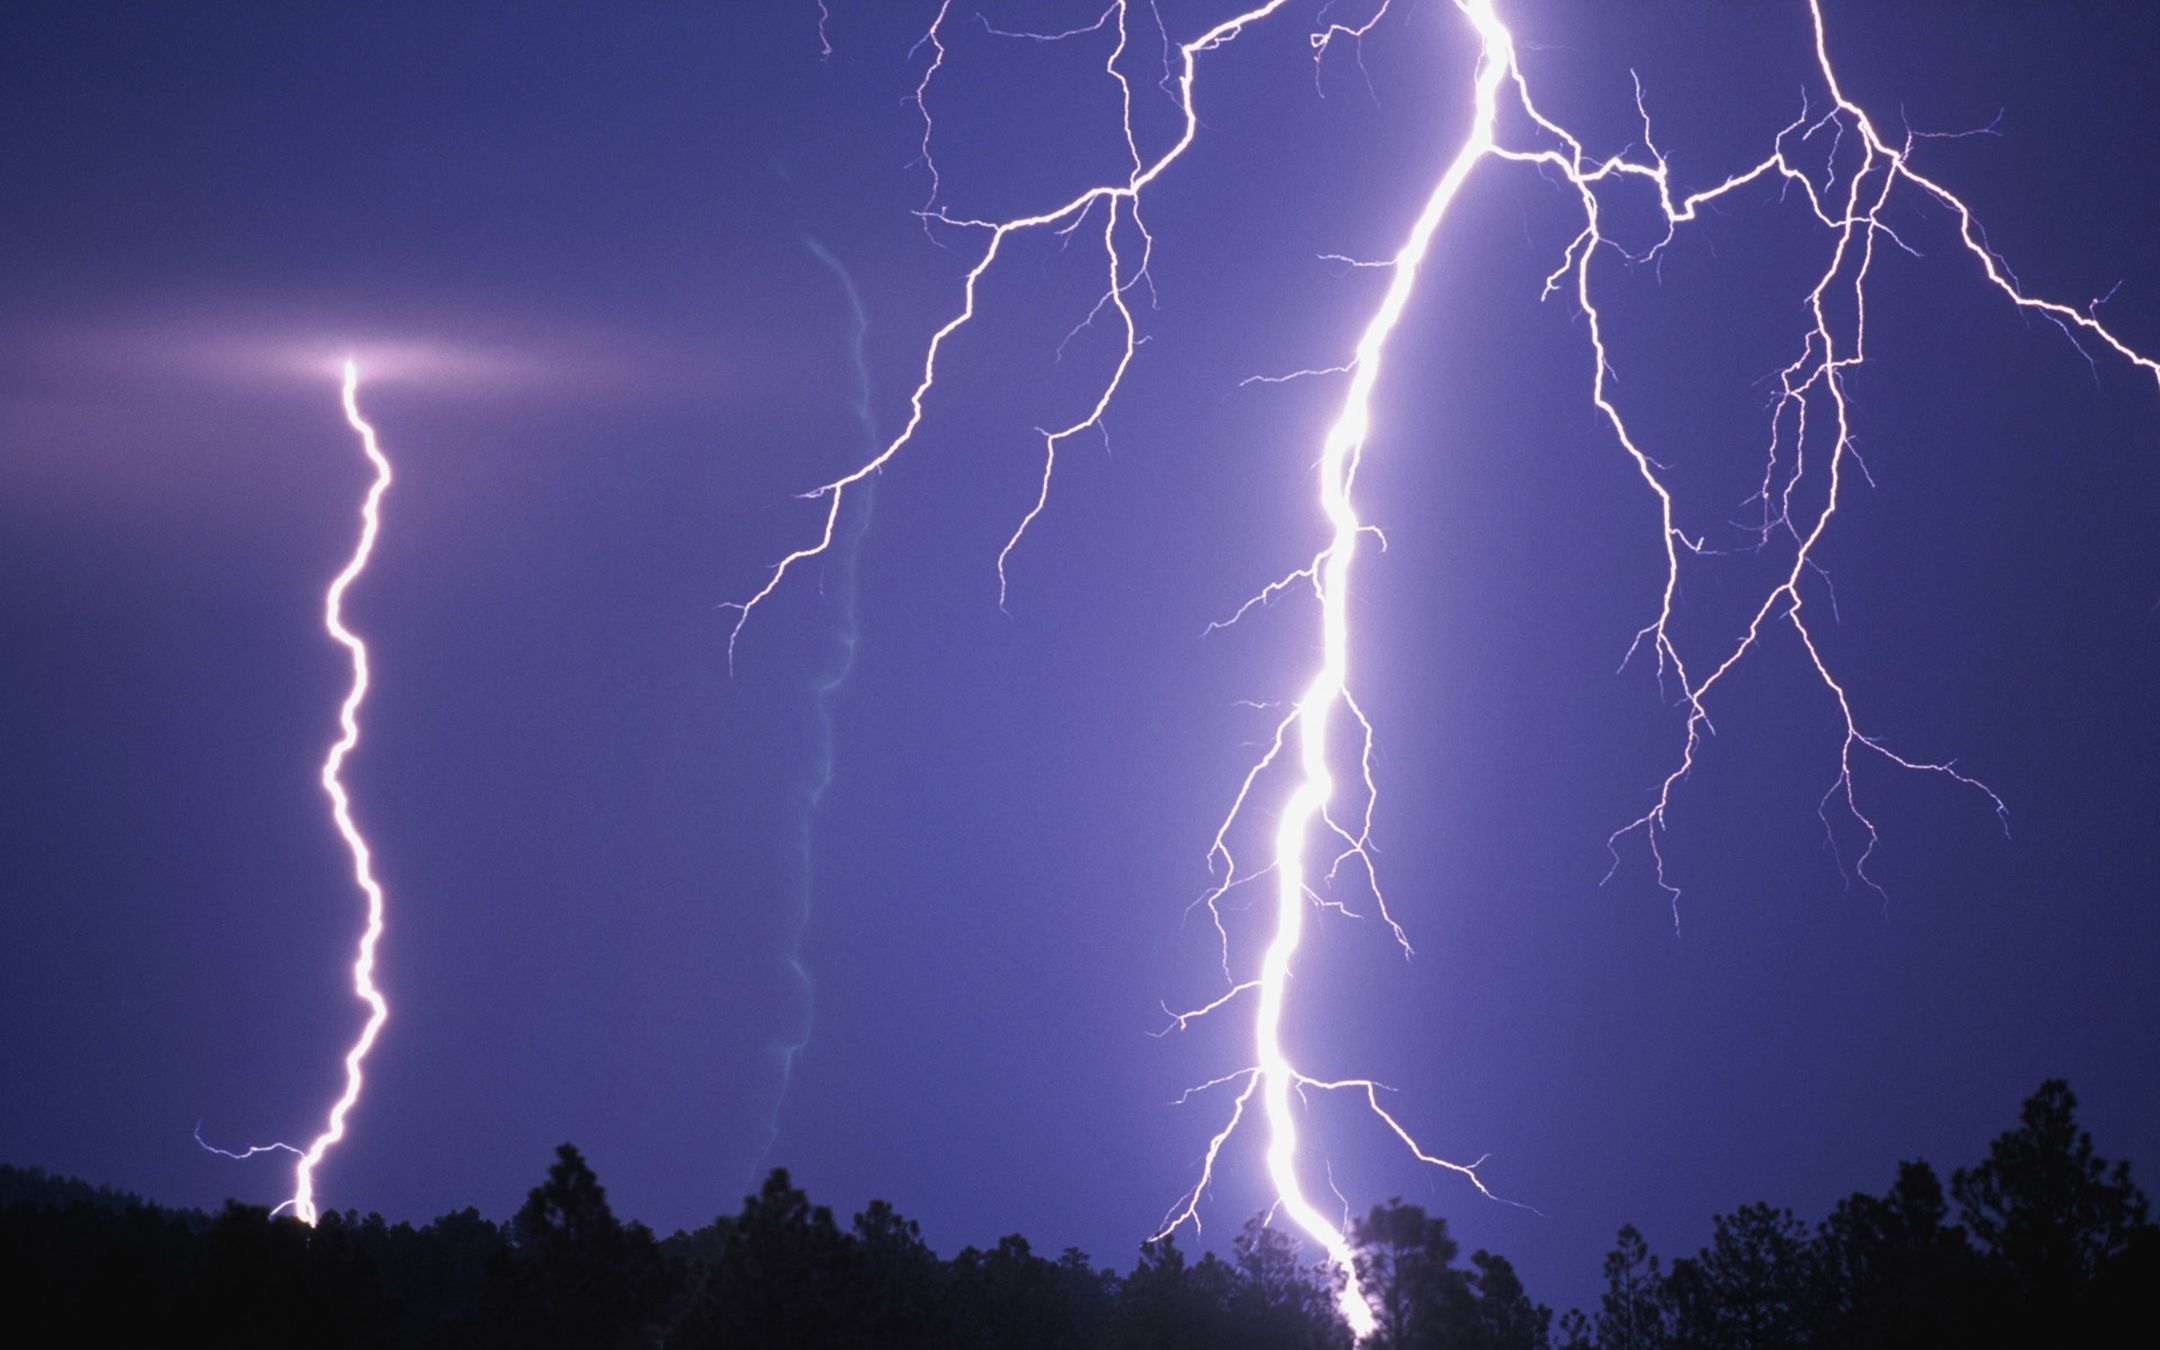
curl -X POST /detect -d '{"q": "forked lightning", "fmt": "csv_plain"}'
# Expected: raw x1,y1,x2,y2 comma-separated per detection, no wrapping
741,2,2157,1335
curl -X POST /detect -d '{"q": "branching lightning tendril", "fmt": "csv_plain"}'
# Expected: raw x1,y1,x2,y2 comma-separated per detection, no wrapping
742,1,2158,1336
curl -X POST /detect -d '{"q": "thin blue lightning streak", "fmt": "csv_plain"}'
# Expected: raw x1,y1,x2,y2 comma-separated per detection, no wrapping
747,0,2158,1338
753,237,883,1172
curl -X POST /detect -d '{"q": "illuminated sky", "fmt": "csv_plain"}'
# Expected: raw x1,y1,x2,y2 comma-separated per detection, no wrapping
3,0,2156,1317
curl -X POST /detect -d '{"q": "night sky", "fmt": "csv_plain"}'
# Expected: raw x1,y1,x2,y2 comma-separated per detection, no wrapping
4,0,2156,1320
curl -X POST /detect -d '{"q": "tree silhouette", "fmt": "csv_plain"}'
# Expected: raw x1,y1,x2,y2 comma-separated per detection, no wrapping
1100,1235,1232,1350
949,1231,1113,1350
1952,1079,2149,1284
1950,1078,2155,1338
1351,1200,1478,1349
498,1143,673,1349
670,1166,858,1347
1226,1219,1354,1350
1662,1203,1807,1350
195,1202,388,1348
1805,1159,1981,1347
6,1077,2155,1347
1587,1224,1667,1350
845,1197,948,1349
1467,1248,1553,1350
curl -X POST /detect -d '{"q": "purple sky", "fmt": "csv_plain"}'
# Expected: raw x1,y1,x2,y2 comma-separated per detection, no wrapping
4,0,2157,1318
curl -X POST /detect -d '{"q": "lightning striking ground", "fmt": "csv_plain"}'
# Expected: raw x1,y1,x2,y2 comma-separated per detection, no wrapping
741,0,2158,1337
282,359,396,1225
203,360,394,1225
283,359,398,1225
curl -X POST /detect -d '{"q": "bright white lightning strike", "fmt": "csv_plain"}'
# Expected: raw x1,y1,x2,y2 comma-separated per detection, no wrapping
206,361,395,1224
280,358,396,1226
258,358,399,1226
1154,5,1520,1334
745,0,2158,1338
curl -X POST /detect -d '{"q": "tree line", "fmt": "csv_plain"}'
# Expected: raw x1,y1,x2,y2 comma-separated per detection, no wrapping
2,1079,2149,1347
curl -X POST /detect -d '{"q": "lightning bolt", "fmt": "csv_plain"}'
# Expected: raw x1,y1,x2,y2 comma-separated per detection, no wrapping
282,357,396,1226
203,360,393,1225
1153,7,1521,1334
249,359,400,1226
743,1,2157,1337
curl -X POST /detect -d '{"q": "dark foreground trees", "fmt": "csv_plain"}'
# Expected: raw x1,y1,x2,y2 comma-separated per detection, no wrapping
2,1079,2149,1347
1559,1079,2158,1349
